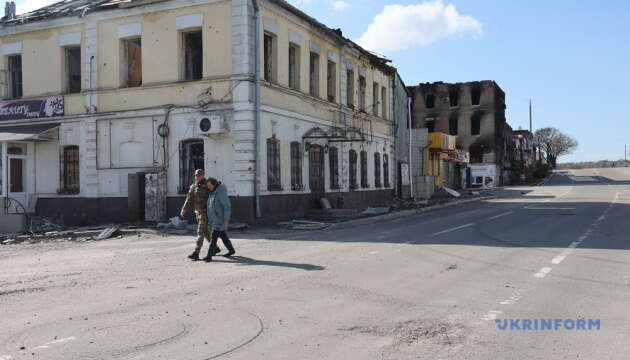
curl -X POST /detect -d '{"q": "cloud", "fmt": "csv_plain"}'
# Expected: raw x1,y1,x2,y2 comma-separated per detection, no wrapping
15,0,57,14
356,0,482,54
332,1,350,11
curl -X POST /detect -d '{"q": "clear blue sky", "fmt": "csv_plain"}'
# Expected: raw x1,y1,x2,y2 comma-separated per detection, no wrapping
289,0,630,163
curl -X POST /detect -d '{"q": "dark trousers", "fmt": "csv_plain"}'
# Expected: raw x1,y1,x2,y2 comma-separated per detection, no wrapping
209,230,235,254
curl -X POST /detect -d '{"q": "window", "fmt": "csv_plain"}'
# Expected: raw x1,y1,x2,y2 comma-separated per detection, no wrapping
7,55,22,99
123,38,142,87
62,146,80,194
309,52,319,97
425,94,436,109
288,44,300,90
263,33,276,82
471,112,483,135
329,146,339,189
383,154,390,188
374,152,381,188
358,75,366,111
449,87,459,107
179,139,204,193
381,86,387,119
290,141,303,190
449,114,458,135
471,86,481,106
346,69,354,109
327,61,336,102
349,149,358,189
372,82,380,116
360,150,368,188
182,30,203,81
267,138,281,191
64,47,81,94
425,117,436,132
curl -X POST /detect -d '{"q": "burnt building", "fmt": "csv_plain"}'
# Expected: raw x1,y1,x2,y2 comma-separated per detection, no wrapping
408,81,513,186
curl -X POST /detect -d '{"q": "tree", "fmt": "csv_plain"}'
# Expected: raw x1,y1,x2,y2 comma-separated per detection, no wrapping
534,127,578,168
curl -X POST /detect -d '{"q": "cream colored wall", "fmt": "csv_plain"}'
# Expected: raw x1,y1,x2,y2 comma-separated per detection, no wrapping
1,24,84,98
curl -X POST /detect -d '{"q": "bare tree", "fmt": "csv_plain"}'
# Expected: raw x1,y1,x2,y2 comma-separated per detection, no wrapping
534,127,578,168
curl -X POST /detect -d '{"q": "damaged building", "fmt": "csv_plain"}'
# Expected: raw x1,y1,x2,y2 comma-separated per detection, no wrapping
408,81,513,188
0,0,396,226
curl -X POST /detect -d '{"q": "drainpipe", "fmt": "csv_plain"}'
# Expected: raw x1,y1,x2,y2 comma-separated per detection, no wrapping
407,96,413,200
252,0,262,219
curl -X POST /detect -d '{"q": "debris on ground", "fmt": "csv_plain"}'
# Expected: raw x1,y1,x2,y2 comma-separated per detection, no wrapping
361,207,391,216
442,186,461,198
291,220,330,231
95,225,121,241
156,217,188,230
228,222,249,230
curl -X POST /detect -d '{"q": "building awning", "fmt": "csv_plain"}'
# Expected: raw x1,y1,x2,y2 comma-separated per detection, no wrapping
0,123,60,142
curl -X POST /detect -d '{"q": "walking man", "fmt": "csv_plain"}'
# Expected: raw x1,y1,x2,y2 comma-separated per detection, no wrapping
204,177,236,262
180,169,220,260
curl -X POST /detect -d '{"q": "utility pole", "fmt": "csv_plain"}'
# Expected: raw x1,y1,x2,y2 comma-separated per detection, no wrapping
529,99,533,133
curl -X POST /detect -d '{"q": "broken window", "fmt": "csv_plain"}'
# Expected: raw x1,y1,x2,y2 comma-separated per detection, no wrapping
290,141,303,190
381,86,387,119
8,55,22,99
425,94,436,109
449,114,458,135
349,149,358,189
309,52,319,97
358,75,366,111
470,86,481,106
346,69,354,109
267,138,281,191
360,150,368,188
65,47,81,94
383,154,390,188
62,146,80,194
471,111,483,135
288,44,300,90
183,30,203,81
425,117,436,132
449,87,459,107
329,146,339,189
263,33,276,82
374,152,381,188
179,139,204,193
372,82,379,116
327,61,336,102
123,38,142,87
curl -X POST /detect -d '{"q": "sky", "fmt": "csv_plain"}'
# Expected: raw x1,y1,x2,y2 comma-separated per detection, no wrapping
13,0,630,162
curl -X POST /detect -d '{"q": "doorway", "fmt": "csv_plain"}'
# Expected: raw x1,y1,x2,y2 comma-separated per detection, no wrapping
8,153,27,213
309,145,324,193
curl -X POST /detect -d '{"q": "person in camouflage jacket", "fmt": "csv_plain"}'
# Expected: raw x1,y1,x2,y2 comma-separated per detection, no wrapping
180,169,220,260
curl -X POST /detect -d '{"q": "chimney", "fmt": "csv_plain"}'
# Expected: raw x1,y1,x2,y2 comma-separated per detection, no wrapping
5,1,16,19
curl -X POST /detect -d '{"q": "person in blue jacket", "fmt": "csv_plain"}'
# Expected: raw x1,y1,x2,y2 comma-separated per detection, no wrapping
203,177,236,262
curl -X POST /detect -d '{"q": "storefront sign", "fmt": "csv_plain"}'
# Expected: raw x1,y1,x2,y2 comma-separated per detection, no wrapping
0,96,64,121
441,149,470,163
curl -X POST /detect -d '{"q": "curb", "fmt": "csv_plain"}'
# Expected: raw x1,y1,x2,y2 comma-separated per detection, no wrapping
329,196,497,231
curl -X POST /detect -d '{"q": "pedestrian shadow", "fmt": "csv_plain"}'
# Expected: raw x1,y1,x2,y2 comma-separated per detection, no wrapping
211,256,325,271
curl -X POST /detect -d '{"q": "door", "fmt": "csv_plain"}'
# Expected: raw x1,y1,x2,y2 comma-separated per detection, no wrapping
8,156,27,213
309,145,325,193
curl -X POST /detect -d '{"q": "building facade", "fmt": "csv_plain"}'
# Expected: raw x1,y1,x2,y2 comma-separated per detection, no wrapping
408,81,513,187
0,0,396,225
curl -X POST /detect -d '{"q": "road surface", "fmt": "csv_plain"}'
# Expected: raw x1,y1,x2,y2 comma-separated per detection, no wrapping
2,168,630,359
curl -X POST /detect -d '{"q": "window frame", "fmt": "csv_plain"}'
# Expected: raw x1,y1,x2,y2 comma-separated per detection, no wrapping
122,37,142,88
358,75,366,112
327,60,336,103
263,32,277,83
329,146,339,190
381,86,387,119
64,46,82,94
7,54,22,99
290,141,303,191
346,69,355,109
309,51,320,97
288,43,301,91
61,145,80,194
181,30,203,81
383,154,390,188
179,139,205,194
267,137,282,191
372,82,380,116
374,152,381,188
360,150,368,188
349,149,358,190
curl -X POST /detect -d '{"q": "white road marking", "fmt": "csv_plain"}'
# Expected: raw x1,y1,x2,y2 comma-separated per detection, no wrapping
488,211,514,220
482,310,503,321
534,267,552,278
429,223,474,237
369,251,379,255
33,337,76,350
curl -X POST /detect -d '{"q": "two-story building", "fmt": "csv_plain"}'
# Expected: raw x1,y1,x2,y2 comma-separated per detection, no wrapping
0,0,396,225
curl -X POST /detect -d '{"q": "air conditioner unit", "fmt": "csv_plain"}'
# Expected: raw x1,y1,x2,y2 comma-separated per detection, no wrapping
199,115,225,135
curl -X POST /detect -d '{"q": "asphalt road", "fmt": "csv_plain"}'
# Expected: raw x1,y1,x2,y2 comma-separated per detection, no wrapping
2,168,630,359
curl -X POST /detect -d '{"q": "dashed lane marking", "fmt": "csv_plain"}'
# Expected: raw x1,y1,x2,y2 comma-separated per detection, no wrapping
534,267,552,278
488,211,514,220
429,223,474,237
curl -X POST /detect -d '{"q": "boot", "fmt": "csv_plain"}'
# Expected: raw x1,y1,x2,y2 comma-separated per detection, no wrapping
223,239,236,257
188,251,200,261
212,246,221,255
203,245,219,262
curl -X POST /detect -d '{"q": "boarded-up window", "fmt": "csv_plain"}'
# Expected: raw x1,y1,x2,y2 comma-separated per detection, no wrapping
62,146,80,194
267,138,281,191
309,52,319,97
124,38,142,87
383,154,390,188
372,82,379,115
289,44,300,90
374,152,381,188
329,146,339,189
179,139,204,193
358,76,366,111
327,61,336,102
264,33,275,82
346,69,354,109
65,47,81,94
8,55,22,99
349,149,358,189
183,31,202,81
290,141,303,190
360,150,368,188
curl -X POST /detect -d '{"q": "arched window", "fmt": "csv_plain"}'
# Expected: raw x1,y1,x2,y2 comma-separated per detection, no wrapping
349,149,358,190
374,153,381,188
62,146,80,194
329,147,339,189
360,150,368,188
383,154,390,188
